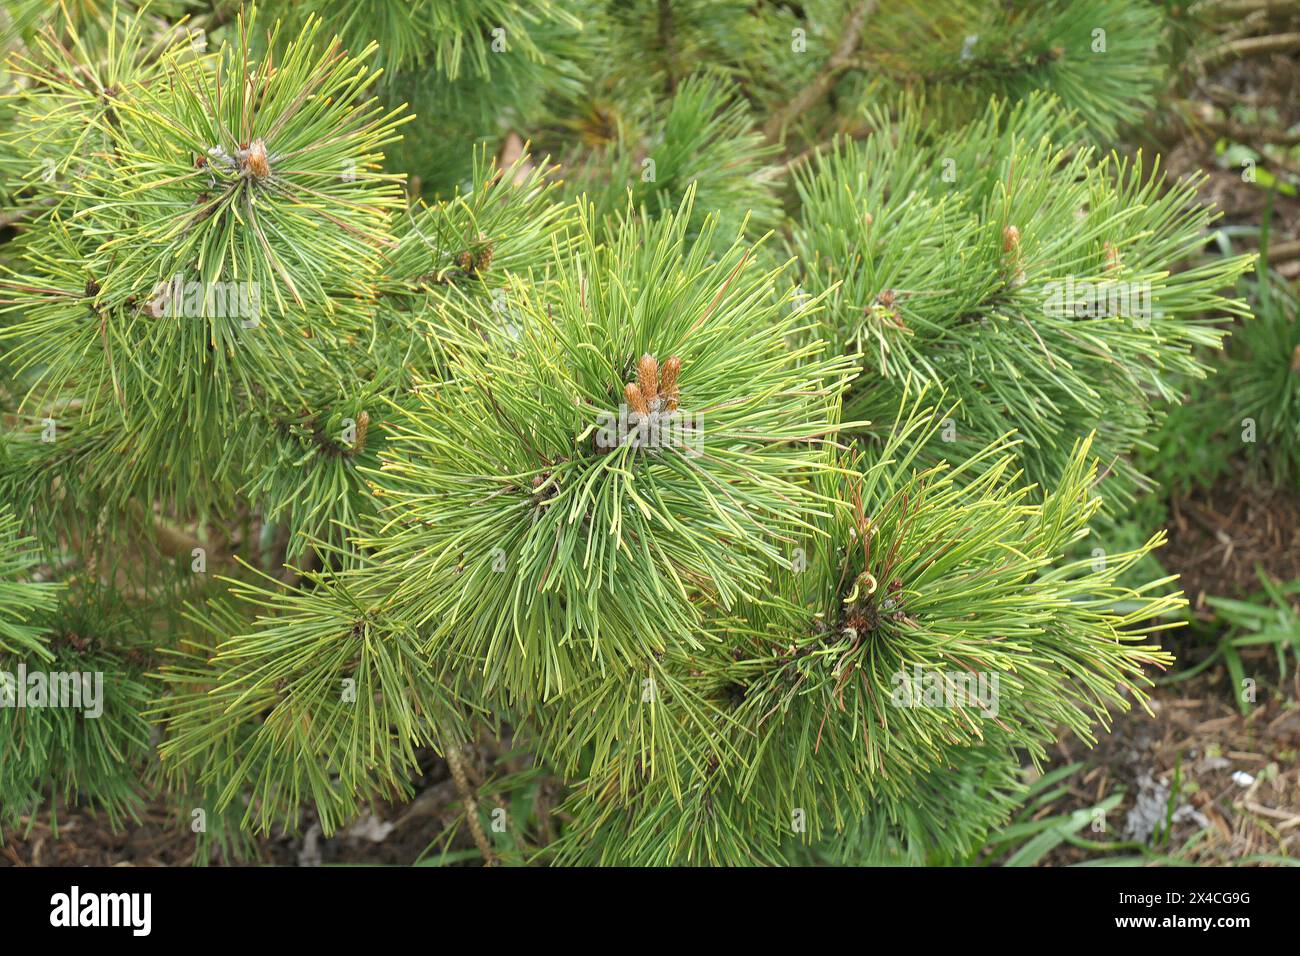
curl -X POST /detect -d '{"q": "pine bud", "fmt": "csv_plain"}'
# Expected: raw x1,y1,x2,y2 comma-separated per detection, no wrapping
350,410,369,456
637,353,659,404
659,355,681,411
1003,225,1025,286
1291,343,1300,372
242,138,270,181
1104,241,1122,271
1002,224,1020,253
624,382,649,415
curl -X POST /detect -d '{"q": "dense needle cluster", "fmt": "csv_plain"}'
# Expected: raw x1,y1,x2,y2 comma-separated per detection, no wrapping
0,0,1257,865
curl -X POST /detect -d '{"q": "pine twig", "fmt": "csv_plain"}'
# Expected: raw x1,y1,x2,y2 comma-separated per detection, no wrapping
126,501,230,568
1198,0,1300,20
763,1,878,145
1194,115,1300,147
657,0,677,94
1203,31,1300,65
0,208,31,230
444,742,497,866
780,118,876,172
1261,237,1300,264
0,199,56,229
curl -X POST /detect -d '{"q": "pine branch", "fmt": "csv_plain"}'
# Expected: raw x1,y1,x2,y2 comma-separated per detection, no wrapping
762,1,878,144
443,743,497,866
657,0,677,94
1263,237,1300,263
0,0,1260,866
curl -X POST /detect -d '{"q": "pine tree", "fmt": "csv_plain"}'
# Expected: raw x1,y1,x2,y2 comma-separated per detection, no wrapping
0,0,1256,864
789,94,1253,507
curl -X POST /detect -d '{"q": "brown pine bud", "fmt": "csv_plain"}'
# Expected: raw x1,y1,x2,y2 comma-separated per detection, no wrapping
637,353,659,404
1291,343,1300,372
473,242,494,272
1104,241,1121,271
1002,224,1020,253
624,382,649,415
351,410,369,456
659,355,681,411
242,138,270,180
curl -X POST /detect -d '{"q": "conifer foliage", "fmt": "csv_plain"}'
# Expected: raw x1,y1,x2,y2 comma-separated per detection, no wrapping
790,96,1253,504
0,1,1254,864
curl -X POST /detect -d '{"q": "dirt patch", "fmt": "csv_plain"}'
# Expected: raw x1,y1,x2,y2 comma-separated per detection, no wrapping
1162,461,1300,610
1034,659,1300,866
1161,50,1300,278
0,749,491,867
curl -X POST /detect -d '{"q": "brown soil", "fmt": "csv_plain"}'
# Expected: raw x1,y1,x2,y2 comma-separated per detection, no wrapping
1035,660,1300,866
0,750,490,867
1163,52,1300,279
1162,462,1300,611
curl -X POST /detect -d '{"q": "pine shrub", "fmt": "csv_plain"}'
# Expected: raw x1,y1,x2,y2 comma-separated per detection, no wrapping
0,0,1255,864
